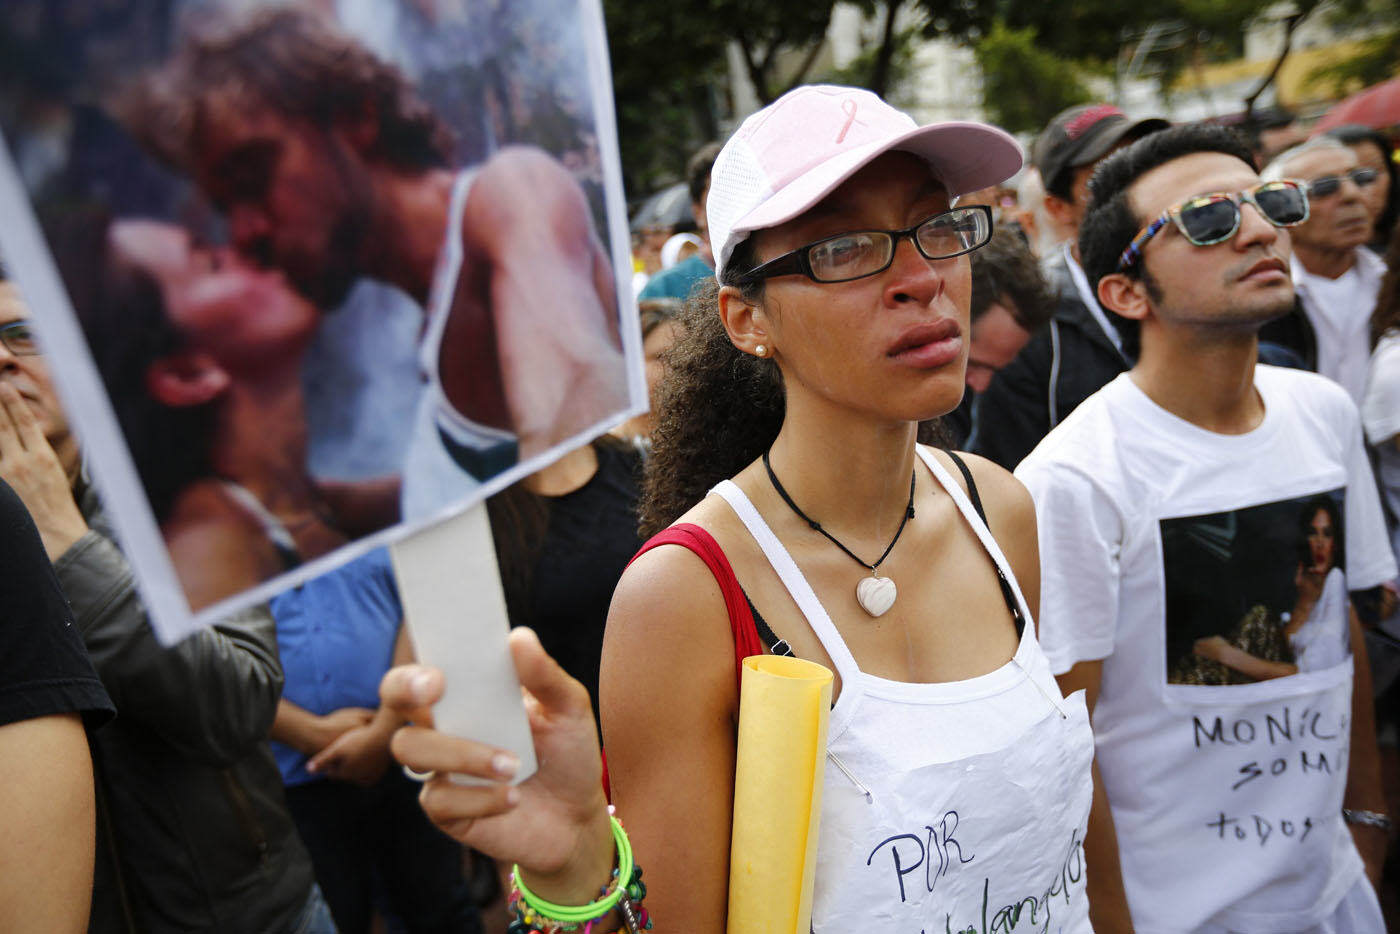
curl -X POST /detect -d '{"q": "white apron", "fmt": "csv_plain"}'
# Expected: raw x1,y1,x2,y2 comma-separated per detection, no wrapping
713,447,1097,932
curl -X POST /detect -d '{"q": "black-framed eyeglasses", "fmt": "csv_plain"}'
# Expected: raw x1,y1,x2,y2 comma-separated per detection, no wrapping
737,205,994,285
1117,180,1309,271
1306,167,1379,198
0,320,38,356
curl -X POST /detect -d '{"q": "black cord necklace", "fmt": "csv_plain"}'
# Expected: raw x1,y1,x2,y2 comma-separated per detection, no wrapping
762,450,915,618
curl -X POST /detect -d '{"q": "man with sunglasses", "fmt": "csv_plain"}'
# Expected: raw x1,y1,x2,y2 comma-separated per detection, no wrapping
1262,137,1386,405
970,104,1168,470
1018,124,1394,932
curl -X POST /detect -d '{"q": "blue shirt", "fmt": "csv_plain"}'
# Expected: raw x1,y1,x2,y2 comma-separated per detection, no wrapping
638,254,713,301
269,548,402,786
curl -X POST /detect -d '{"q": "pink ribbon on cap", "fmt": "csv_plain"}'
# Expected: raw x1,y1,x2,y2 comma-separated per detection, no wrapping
836,99,860,144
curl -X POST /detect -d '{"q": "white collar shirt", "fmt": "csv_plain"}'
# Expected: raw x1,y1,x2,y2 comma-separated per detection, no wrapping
1292,247,1386,404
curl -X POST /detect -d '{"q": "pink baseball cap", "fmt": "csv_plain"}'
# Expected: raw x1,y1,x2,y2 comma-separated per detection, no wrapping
707,84,1023,281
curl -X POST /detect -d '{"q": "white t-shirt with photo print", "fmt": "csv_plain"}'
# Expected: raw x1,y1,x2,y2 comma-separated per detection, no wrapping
1016,365,1395,934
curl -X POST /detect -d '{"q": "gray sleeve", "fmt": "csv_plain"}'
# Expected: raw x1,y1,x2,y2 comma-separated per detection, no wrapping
53,529,284,767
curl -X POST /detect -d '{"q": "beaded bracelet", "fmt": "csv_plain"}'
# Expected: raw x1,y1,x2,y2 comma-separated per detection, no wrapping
508,814,652,934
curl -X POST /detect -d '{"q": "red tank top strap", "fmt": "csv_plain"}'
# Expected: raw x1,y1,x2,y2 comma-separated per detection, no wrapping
629,522,765,687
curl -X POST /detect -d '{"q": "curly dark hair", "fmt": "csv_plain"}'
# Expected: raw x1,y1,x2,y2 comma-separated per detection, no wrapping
638,238,784,537
130,6,453,174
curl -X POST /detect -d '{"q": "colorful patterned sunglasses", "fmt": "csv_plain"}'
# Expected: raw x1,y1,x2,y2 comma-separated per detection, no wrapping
1117,180,1310,271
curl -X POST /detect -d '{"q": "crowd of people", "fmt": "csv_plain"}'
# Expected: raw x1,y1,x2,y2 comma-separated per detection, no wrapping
3,14,1400,934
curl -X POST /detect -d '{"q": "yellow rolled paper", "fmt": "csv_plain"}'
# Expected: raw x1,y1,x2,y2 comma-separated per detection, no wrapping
726,655,833,934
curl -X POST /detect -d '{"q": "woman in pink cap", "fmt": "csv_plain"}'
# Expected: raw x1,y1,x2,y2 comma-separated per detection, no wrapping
384,86,1110,932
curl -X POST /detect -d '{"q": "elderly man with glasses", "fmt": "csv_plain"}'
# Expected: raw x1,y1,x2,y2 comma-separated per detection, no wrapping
1262,137,1387,404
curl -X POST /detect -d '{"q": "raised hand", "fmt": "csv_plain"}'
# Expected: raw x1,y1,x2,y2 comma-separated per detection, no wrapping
0,382,86,560
382,627,615,905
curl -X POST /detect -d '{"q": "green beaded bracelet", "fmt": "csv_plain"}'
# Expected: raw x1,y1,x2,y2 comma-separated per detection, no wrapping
513,815,634,924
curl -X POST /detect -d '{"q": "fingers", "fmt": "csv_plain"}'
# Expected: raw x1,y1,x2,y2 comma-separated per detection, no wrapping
307,751,340,776
0,381,43,451
380,664,443,727
391,725,521,782
509,627,591,720
330,707,375,725
0,383,26,453
418,775,520,841
307,734,349,774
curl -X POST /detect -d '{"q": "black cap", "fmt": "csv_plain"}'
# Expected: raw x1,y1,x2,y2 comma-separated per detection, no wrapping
1033,104,1170,198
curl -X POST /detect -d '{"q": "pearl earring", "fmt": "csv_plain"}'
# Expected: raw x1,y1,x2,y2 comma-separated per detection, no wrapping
755,344,768,357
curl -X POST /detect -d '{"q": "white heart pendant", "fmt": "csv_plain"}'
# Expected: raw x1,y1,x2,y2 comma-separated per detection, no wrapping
855,575,897,618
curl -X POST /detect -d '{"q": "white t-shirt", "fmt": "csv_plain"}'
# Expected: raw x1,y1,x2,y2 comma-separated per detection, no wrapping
1361,331,1400,568
1017,366,1396,934
1294,249,1386,405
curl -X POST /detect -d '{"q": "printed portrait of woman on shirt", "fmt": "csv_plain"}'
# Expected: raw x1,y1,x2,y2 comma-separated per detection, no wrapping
1285,495,1350,672
1168,491,1351,685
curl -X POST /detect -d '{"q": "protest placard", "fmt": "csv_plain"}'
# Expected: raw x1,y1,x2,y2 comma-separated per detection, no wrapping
0,0,643,642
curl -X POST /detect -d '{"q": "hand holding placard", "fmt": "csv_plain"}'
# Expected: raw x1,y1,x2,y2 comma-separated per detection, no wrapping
389,503,537,786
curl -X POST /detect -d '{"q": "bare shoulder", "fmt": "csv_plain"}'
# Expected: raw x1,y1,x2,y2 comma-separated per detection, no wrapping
607,501,736,654
926,448,1040,611
476,144,572,185
600,499,742,928
603,495,746,699
927,449,1035,533
162,479,261,533
161,481,278,601
464,145,589,236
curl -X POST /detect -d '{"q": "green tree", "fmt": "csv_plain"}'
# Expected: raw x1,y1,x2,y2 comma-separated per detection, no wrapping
1236,0,1327,121
973,21,1094,133
723,0,840,103
607,0,1329,197
976,0,1313,119
604,0,997,195
603,0,844,195
602,0,729,196
833,0,995,98
1307,0,1400,95
604,0,988,196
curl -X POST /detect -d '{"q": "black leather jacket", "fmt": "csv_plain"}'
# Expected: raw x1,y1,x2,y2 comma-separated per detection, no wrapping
55,482,315,933
971,251,1132,471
